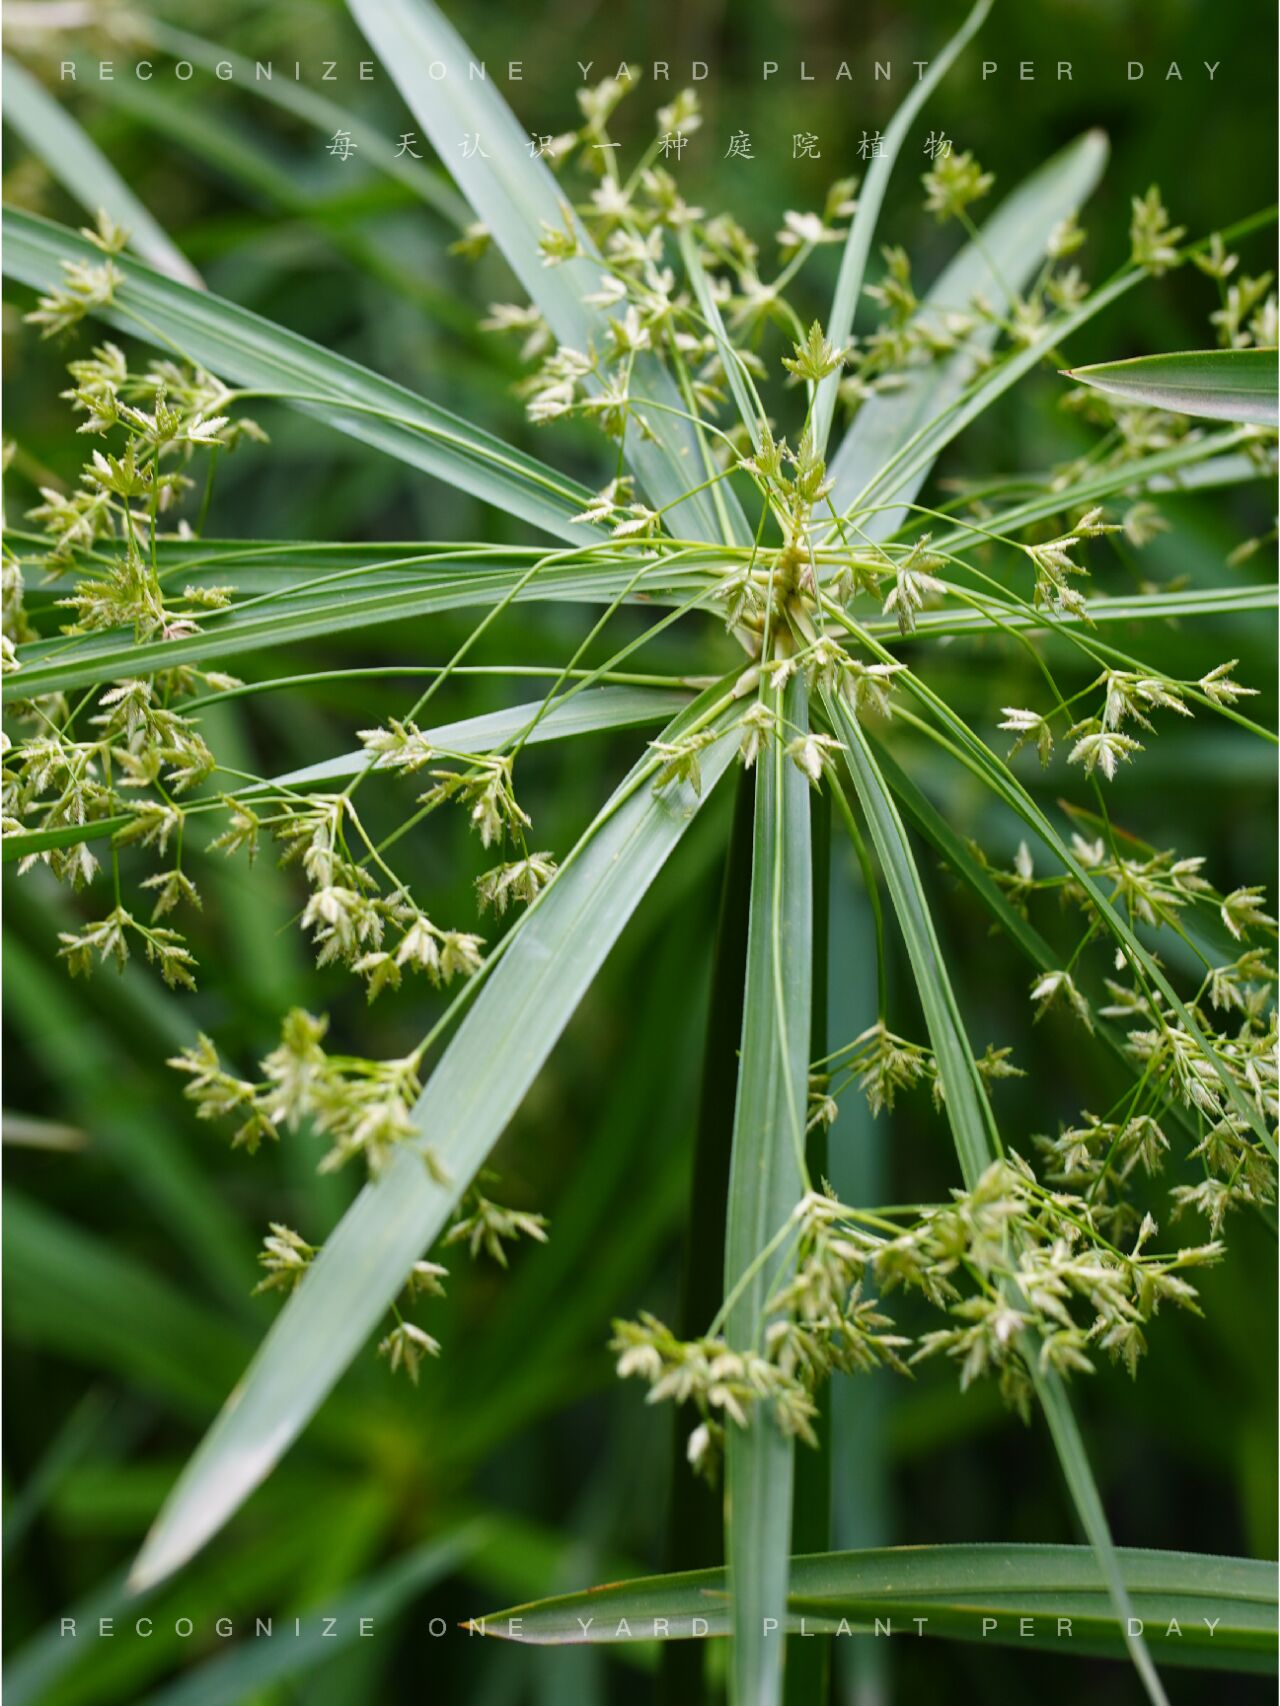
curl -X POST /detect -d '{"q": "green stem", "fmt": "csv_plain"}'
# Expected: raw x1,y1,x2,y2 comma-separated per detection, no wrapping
658,768,755,1706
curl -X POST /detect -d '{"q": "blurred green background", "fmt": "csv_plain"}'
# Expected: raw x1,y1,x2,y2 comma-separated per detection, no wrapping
3,1,1276,1701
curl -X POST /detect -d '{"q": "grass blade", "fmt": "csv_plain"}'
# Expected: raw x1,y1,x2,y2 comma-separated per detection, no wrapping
128,686,741,1590
679,228,765,448
932,426,1264,555
471,1543,1277,1672
346,0,747,546
1,208,601,543
823,854,893,1706
9,558,1262,707
1029,1367,1170,1704
4,685,691,862
823,691,1168,1701
867,581,1276,641
1,1111,86,1151
3,937,256,1310
812,0,994,455
724,676,812,1706
882,673,1279,1162
14,533,717,600
4,556,709,702
661,772,753,1705
1065,348,1279,425
3,1192,250,1419
784,785,831,1706
824,692,994,1182
826,130,1109,529
869,738,1220,1155
2,55,203,287
79,68,485,334
272,686,696,786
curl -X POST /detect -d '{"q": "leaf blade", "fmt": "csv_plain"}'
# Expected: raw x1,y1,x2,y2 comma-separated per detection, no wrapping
824,691,1167,1702
884,672,1279,1162
825,692,993,1182
345,0,748,545
134,18,471,228
812,0,995,454
825,129,1110,530
4,554,712,702
724,677,812,1706
2,56,203,287
128,686,740,1590
1,207,601,543
3,685,693,862
471,1543,1277,1673
1066,348,1279,425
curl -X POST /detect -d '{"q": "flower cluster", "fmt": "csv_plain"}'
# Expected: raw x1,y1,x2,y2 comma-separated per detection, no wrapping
5,254,268,980
169,1009,439,1179
1000,659,1258,780
906,1157,1222,1401
612,1192,908,1481
251,1178,548,1390
268,794,485,998
615,1158,1225,1477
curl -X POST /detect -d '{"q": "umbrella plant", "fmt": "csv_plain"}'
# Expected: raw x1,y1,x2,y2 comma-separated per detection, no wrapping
3,0,1276,1701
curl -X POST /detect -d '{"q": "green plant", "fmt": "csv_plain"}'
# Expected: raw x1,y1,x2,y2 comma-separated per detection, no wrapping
3,2,1276,1702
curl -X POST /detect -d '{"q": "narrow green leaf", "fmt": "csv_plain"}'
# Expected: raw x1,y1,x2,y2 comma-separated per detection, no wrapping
2,55,203,287
872,738,1245,1154
889,675,1279,1162
89,73,320,217
827,130,1110,528
11,558,1254,709
80,66,486,337
4,555,711,703
825,692,993,1182
872,581,1276,641
933,426,1265,555
823,861,892,1706
3,685,691,862
660,773,753,1705
870,740,1060,967
3,1192,249,1419
1,1111,86,1150
271,686,697,787
724,676,811,1706
1029,1368,1171,1704
345,0,748,546
2,1387,111,1559
128,686,740,1590
785,784,832,1706
824,693,1168,1701
346,0,593,351
679,228,765,448
471,1543,1277,1673
4,1483,371,1706
839,269,1139,529
1,208,601,543
812,0,995,454
3,937,257,1310
13,532,715,597
1065,348,1279,425
18,528,1261,665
